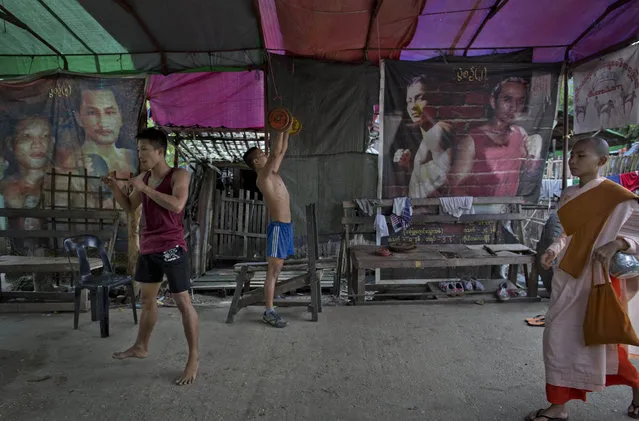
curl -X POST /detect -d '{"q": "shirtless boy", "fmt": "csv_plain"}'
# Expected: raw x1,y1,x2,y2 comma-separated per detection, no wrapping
242,131,292,328
102,128,199,385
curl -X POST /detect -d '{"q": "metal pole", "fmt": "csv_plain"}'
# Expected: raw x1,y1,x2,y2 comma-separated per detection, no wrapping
562,62,569,189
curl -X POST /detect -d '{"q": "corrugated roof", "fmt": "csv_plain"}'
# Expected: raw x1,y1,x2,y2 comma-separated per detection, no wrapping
169,129,266,166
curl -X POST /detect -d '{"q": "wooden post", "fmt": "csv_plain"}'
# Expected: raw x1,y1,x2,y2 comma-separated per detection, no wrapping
174,138,180,168
126,172,141,295
561,60,569,189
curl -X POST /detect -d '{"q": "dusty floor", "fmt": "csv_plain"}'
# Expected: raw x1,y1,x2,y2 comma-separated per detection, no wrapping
0,300,636,421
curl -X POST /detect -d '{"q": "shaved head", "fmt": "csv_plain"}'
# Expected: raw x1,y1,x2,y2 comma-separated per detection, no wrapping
573,136,609,158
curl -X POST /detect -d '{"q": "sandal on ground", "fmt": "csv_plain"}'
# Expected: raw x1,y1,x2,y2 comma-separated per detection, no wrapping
526,314,545,327
628,402,639,419
525,408,568,421
470,277,484,291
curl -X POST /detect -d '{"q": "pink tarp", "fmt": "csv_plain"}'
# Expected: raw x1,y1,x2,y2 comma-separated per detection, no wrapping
147,71,264,129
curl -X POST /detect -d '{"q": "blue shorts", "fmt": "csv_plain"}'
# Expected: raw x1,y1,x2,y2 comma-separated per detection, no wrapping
267,221,294,260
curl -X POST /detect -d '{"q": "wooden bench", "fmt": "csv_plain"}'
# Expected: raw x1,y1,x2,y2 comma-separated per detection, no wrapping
337,197,536,304
226,203,328,323
0,208,121,313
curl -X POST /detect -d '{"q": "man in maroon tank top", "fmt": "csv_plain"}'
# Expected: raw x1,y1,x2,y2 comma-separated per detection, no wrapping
101,128,199,385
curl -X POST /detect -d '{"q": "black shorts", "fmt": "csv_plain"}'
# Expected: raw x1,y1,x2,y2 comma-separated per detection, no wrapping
135,246,191,293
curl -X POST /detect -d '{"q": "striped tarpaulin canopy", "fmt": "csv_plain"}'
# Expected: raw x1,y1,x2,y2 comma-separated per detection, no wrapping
0,0,637,76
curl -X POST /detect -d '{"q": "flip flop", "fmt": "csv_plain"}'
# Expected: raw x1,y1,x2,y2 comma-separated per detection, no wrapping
525,315,545,327
628,402,639,418
525,408,568,421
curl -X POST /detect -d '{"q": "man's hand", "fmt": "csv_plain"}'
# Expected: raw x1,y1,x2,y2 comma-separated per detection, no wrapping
540,249,557,270
101,171,118,190
129,172,148,192
593,239,629,266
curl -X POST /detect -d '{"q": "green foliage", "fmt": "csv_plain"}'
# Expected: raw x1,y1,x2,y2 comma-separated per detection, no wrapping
617,124,639,141
557,77,574,115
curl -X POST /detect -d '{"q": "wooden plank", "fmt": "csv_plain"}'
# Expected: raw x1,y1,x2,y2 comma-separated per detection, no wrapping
234,257,336,269
219,194,227,257
484,244,533,254
0,256,103,272
237,274,309,308
212,189,221,259
0,229,114,239
233,197,239,255
214,229,266,239
342,196,525,209
243,190,250,258
0,289,89,310
3,291,79,301
232,262,336,273
231,196,238,256
341,213,526,227
350,248,534,269
0,301,88,313
0,208,121,220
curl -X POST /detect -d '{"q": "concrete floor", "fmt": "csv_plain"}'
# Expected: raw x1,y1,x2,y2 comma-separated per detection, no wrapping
0,300,636,421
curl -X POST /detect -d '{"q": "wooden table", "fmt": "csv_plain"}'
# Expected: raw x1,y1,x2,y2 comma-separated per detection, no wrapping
349,244,535,304
0,256,104,312
0,255,103,273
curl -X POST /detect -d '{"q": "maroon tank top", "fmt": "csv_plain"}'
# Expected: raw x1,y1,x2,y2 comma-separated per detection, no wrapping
139,168,187,255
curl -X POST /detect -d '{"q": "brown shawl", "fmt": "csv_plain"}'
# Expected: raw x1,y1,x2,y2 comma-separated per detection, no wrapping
558,179,638,278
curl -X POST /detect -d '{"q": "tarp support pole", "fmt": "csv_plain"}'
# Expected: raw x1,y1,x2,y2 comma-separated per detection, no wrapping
562,59,569,190
263,57,269,155
363,0,383,61
253,0,269,154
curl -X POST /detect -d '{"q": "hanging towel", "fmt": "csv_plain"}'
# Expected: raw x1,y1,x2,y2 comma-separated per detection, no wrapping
439,196,474,218
620,171,639,192
539,179,563,201
354,198,380,216
375,214,389,242
607,174,622,185
390,197,412,232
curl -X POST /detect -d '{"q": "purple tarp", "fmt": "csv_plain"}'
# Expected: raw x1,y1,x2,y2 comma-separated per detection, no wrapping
259,0,639,64
147,71,264,129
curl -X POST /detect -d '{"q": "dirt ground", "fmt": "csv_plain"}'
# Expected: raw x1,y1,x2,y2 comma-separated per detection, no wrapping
0,300,636,421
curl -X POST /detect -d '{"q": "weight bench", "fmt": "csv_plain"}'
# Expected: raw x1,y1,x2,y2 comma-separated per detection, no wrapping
226,203,324,323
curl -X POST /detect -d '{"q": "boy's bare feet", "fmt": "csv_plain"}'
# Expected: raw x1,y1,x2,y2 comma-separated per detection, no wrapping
112,345,148,360
175,356,198,385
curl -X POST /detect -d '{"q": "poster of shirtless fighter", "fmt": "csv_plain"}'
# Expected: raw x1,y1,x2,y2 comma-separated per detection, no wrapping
0,74,145,224
382,60,561,203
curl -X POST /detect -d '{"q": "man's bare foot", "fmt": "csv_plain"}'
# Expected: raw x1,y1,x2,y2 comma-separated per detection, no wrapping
112,345,148,360
525,407,568,421
174,357,198,386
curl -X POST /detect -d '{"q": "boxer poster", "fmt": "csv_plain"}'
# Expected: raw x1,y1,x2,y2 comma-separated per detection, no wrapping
381,60,561,203
0,74,145,228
